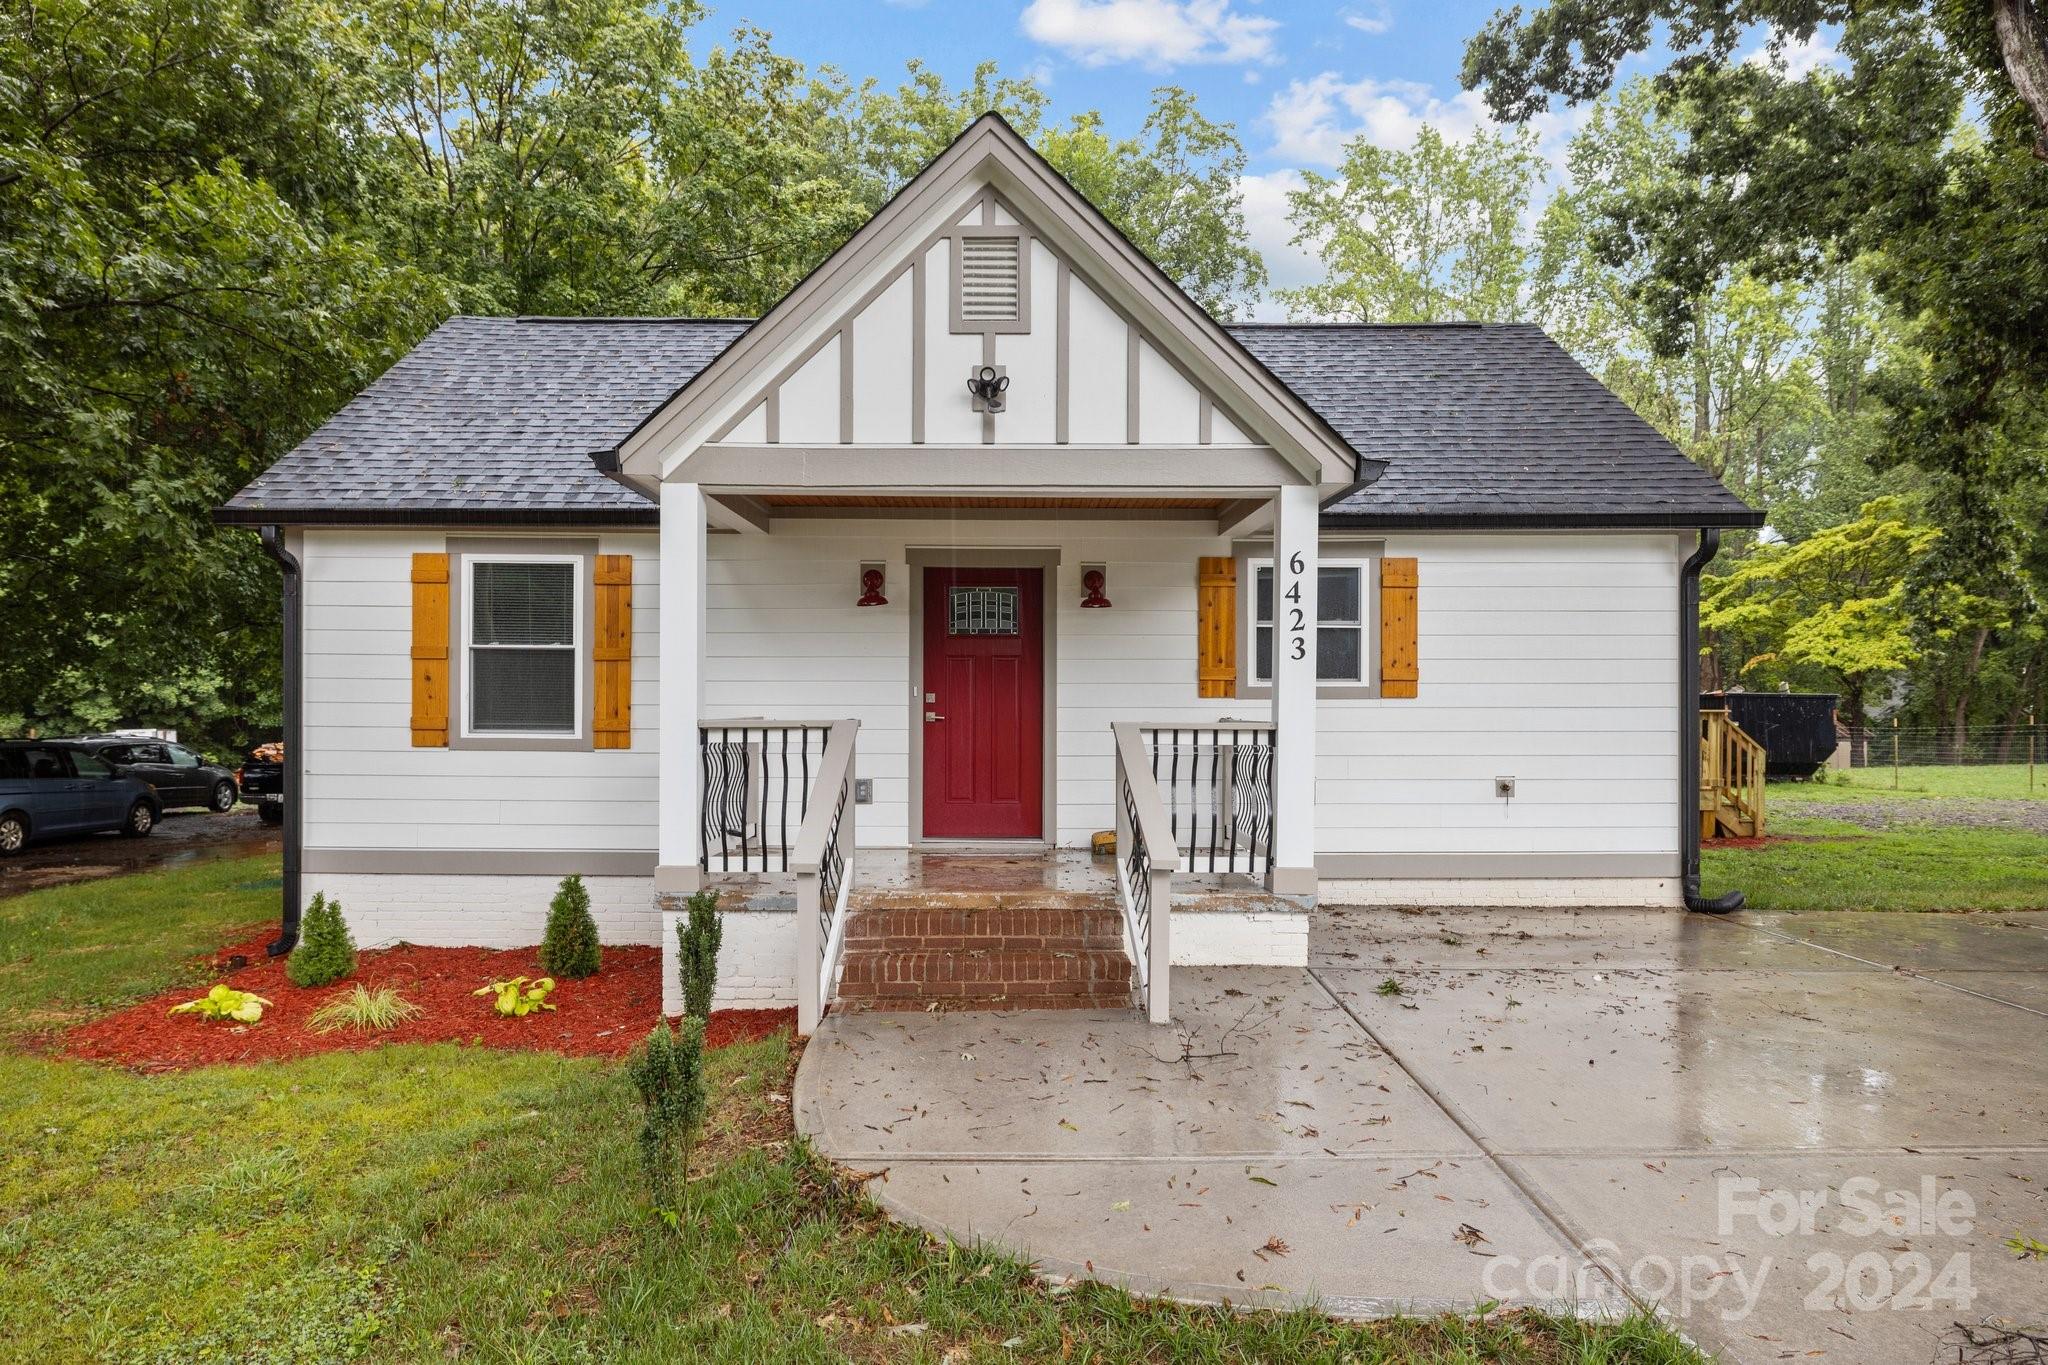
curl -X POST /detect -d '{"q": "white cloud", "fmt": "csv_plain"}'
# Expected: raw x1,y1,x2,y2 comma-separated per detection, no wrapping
1236,170,1321,319
1019,0,1280,69
1340,4,1392,35
1740,28,1843,79
1262,70,1578,171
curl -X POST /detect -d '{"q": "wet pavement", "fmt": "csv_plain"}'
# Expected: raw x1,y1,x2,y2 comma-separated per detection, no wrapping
0,807,278,898
796,906,2048,1363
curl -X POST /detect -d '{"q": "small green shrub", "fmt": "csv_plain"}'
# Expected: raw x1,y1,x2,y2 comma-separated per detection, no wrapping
627,1016,707,1213
308,984,422,1035
538,874,602,979
170,984,273,1023
286,892,356,988
677,889,722,1020
474,976,555,1017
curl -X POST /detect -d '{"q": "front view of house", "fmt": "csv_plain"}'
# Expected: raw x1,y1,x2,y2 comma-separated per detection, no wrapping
220,115,1760,1029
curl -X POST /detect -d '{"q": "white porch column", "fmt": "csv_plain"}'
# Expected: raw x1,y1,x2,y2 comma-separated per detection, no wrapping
1269,483,1319,897
656,481,707,894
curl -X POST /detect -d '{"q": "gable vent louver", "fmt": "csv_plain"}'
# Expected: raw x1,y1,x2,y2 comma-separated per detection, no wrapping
959,236,1022,322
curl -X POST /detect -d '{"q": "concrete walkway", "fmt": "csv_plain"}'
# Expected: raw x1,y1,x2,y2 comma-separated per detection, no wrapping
794,907,2048,1363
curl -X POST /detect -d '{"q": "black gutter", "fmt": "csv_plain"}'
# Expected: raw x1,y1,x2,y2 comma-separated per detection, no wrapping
1680,528,1744,913
259,527,305,956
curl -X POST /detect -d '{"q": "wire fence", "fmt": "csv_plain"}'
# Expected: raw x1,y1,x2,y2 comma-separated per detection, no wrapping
1834,724,2042,793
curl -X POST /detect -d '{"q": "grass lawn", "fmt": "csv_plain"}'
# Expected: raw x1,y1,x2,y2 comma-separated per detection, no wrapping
0,853,280,1045
0,856,1706,1363
1770,763,2045,801
1703,816,2048,912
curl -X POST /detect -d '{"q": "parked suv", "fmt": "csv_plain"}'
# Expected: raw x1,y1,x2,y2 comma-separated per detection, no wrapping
239,741,284,826
75,736,239,813
0,741,161,853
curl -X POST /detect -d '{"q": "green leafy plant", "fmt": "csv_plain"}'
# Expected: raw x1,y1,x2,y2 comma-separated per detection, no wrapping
1375,977,1406,997
170,984,273,1023
286,892,356,989
627,1016,707,1215
538,874,602,979
2009,1235,2048,1261
474,976,556,1017
677,889,723,1021
308,985,422,1035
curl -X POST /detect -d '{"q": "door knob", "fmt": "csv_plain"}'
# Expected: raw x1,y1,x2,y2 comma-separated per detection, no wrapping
925,711,945,722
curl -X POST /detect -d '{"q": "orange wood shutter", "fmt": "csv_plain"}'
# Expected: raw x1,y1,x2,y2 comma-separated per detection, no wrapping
593,554,633,749
1380,556,1418,698
410,552,450,745
1196,556,1237,698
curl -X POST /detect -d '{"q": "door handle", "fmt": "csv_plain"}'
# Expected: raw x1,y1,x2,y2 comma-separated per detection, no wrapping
925,711,945,722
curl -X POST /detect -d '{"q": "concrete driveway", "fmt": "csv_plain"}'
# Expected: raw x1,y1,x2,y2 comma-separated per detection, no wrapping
796,907,2048,1364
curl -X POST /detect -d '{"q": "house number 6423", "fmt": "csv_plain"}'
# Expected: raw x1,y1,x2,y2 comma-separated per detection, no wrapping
1284,551,1307,662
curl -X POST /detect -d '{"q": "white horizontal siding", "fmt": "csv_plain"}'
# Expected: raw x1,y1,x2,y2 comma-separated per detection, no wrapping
299,523,1684,872
299,528,658,857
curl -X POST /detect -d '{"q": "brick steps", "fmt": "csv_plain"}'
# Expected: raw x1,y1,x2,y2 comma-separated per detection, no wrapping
833,895,1135,1013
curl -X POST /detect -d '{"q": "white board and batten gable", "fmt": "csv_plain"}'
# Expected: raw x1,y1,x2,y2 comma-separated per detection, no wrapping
615,115,1358,499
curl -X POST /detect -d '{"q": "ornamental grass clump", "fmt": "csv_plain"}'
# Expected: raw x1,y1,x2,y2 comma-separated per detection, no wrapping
286,892,355,988
538,874,602,979
677,889,722,1021
627,1016,707,1215
308,984,422,1035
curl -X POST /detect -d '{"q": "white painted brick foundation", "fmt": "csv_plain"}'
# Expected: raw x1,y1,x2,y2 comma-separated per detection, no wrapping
660,907,797,1014
1169,909,1310,967
306,874,659,949
1318,877,1681,909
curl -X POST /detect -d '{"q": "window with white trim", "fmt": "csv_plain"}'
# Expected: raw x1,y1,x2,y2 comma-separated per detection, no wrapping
463,555,581,737
1251,558,1372,684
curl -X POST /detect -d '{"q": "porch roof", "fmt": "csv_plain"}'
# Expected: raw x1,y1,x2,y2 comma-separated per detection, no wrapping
217,315,1762,530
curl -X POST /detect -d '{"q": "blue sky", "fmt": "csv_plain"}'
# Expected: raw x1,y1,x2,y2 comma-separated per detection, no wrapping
700,1,1835,312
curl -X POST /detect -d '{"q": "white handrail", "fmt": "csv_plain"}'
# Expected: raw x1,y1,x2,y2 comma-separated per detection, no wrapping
790,719,859,1036
1113,722,1178,1024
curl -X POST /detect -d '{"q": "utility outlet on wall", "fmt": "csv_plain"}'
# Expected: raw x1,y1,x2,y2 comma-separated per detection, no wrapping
1494,776,1516,800
854,778,874,805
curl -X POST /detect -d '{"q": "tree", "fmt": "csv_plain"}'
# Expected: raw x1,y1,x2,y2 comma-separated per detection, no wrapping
288,893,358,988
1701,499,1940,753
539,874,602,979
677,889,722,1021
0,0,428,745
627,1016,707,1216
1282,124,1547,322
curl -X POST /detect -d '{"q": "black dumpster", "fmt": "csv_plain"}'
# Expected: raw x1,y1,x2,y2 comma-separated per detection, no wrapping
1701,692,1840,779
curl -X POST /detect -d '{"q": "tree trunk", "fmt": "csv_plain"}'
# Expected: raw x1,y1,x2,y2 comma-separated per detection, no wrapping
1945,626,1992,762
1839,678,1870,767
1995,642,2043,761
1993,0,2048,160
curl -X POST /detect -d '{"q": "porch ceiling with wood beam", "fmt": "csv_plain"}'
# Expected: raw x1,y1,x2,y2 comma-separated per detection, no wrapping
612,113,1363,504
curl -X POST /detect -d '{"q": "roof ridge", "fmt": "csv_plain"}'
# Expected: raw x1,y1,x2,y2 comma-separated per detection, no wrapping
506,315,757,325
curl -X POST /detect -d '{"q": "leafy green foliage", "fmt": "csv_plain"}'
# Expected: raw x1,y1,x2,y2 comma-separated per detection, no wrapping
626,1017,708,1212
169,984,274,1023
677,890,722,1021
474,977,557,1017
309,985,423,1035
538,875,602,980
287,893,357,989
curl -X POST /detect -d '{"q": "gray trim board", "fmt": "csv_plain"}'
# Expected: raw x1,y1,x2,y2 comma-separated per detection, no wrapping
676,443,1303,490
305,848,657,877
1316,852,1678,880
911,255,927,444
1054,259,1070,445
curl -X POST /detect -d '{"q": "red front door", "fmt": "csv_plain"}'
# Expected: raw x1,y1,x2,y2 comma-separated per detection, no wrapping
922,566,1044,839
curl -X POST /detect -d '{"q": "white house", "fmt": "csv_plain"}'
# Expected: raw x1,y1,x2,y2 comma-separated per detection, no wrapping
219,115,1759,1029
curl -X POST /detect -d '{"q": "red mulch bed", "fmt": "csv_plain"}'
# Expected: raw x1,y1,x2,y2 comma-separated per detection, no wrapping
64,934,793,1073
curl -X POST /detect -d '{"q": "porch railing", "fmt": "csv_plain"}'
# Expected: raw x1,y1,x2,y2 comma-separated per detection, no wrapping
1112,722,1180,1024
698,721,834,873
790,720,858,1036
1140,723,1278,879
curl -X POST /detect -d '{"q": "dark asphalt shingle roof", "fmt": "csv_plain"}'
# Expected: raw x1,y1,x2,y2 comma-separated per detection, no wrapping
220,315,1760,527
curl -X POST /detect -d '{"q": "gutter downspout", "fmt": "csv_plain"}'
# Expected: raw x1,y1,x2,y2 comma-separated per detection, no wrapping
259,526,304,955
1681,528,1744,913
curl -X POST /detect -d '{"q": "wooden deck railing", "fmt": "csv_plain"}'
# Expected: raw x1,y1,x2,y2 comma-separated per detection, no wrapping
1701,709,1766,838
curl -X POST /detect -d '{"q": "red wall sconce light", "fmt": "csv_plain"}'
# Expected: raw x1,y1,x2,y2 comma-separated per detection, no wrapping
857,562,888,606
1080,564,1111,609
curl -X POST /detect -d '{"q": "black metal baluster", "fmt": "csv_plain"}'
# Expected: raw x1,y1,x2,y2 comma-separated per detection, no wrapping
778,726,790,872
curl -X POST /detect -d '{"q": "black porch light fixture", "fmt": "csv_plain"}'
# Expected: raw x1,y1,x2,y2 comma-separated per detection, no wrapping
967,364,1010,413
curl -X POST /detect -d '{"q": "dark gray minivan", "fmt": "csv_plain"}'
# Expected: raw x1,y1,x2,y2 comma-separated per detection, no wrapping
0,742,161,853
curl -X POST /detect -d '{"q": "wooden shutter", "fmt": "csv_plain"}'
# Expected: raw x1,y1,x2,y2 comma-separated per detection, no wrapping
410,552,450,745
1380,556,1418,698
593,554,633,749
1196,556,1237,698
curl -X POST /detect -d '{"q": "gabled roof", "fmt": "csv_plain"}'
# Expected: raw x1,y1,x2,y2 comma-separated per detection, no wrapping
612,112,1362,489
217,315,1762,529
